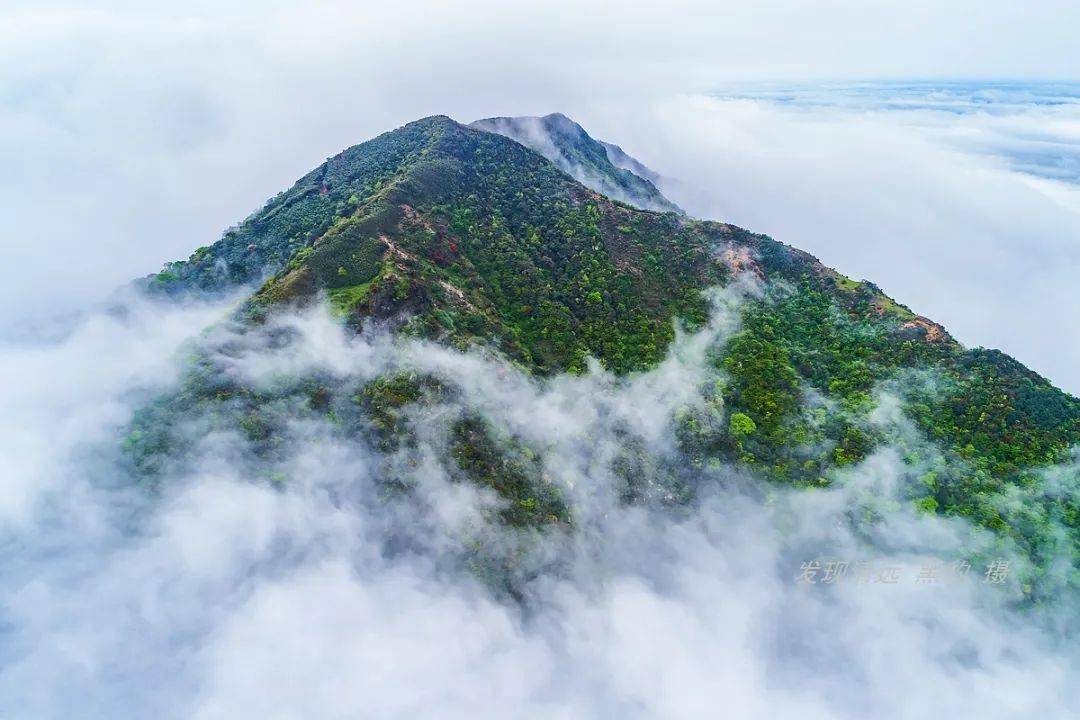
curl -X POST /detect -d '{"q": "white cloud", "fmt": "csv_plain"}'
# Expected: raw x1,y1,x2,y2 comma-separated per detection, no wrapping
0,293,233,525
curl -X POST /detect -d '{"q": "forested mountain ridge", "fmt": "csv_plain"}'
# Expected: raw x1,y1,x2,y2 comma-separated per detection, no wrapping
134,114,1080,598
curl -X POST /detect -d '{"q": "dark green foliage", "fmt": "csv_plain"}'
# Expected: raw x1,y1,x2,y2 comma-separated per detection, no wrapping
907,349,1080,475
358,372,447,451
440,200,722,373
449,416,569,527
722,313,801,439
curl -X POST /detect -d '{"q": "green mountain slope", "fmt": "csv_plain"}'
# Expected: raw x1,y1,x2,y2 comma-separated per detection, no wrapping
134,115,1080,597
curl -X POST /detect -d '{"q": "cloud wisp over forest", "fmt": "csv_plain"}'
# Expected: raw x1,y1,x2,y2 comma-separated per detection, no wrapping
0,286,1077,718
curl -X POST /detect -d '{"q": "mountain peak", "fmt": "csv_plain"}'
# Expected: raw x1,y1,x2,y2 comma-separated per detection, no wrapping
537,112,587,137
470,113,681,213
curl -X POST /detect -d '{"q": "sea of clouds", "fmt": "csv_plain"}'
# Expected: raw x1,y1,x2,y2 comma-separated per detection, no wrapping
0,286,1076,719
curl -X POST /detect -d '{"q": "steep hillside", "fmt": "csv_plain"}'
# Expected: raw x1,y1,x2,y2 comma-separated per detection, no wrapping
134,115,1080,598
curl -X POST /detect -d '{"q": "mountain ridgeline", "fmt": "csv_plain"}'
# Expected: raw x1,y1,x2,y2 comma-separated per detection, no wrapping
136,114,1080,598
469,113,682,213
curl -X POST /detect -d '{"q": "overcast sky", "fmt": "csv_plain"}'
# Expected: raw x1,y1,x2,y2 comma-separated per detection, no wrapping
3,0,1079,387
